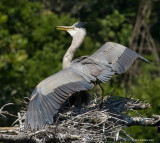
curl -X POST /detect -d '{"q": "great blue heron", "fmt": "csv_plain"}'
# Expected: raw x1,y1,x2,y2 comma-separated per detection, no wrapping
24,22,149,131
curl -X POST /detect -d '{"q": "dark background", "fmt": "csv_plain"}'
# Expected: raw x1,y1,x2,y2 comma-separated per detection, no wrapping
0,0,160,142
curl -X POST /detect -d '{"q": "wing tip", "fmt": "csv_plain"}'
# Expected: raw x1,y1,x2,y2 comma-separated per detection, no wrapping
139,56,150,64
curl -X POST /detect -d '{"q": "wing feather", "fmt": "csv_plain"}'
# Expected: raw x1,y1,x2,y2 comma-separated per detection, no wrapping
89,42,149,75
24,68,93,131
50,93,65,104
71,42,149,83
37,109,46,126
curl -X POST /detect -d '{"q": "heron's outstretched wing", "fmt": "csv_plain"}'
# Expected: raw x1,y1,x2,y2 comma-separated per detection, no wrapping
24,68,93,131
71,42,149,83
90,42,149,74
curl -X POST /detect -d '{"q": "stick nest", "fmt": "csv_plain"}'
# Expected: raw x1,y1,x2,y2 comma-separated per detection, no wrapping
0,94,160,143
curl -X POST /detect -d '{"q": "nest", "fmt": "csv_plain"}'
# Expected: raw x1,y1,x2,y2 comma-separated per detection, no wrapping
0,94,160,143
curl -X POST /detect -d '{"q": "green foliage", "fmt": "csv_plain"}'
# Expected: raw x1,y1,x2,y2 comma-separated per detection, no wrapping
0,0,77,125
98,10,133,45
130,74,160,142
0,0,160,142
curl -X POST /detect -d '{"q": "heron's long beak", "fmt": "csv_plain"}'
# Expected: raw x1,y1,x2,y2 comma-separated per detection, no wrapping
56,26,73,31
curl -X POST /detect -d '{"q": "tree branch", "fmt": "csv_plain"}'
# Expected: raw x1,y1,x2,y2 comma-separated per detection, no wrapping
0,95,159,142
125,115,160,127
0,134,41,143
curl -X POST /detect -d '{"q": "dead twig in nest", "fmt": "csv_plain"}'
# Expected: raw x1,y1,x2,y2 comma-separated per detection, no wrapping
0,95,159,143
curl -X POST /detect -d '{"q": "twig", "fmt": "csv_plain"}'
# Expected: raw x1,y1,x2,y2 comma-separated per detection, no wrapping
0,95,159,142
0,103,17,118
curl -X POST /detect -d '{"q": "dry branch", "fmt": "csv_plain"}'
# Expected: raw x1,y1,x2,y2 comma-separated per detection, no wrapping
0,134,41,143
0,103,17,118
0,95,160,143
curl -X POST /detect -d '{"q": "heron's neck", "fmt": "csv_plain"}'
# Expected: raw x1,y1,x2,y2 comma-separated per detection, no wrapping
62,30,86,69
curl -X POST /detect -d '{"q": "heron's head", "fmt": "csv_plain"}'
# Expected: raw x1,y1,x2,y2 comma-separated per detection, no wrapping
56,22,86,37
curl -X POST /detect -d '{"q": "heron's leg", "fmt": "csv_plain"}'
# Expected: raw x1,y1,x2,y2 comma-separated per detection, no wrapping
98,83,104,105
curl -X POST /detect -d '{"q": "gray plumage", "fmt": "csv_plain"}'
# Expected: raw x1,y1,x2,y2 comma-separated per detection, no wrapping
25,68,94,130
24,22,149,131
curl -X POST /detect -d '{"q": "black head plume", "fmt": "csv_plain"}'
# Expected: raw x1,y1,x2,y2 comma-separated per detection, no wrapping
74,22,87,28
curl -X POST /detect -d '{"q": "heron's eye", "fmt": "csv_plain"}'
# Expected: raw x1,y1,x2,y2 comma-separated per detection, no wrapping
72,27,75,30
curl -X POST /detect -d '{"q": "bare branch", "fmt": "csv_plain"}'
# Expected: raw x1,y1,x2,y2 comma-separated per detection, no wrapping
0,103,17,118
125,115,160,127
0,134,41,143
0,95,159,142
